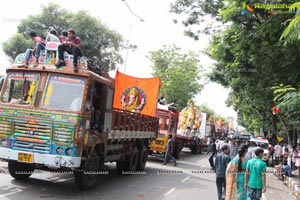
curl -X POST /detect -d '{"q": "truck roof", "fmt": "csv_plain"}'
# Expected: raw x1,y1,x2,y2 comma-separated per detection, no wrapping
7,63,115,88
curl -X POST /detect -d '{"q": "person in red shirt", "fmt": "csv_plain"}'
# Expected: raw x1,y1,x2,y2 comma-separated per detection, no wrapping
23,30,46,67
55,29,82,72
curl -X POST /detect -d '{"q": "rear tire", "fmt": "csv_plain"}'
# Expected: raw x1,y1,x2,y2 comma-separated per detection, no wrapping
173,144,181,159
8,160,35,180
137,147,148,171
191,144,200,154
116,160,125,174
74,150,99,190
124,148,139,172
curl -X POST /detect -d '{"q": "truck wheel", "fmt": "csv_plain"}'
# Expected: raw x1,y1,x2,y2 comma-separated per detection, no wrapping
173,145,181,159
148,150,153,155
8,160,35,180
116,161,125,174
137,147,148,171
124,148,139,172
74,150,99,190
191,145,200,154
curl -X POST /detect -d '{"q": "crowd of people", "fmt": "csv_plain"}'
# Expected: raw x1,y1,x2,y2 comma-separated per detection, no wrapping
207,137,266,200
206,136,300,200
21,27,82,72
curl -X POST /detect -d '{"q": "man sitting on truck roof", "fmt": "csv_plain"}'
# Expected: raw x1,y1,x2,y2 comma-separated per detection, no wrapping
22,30,46,68
55,29,82,72
45,28,60,43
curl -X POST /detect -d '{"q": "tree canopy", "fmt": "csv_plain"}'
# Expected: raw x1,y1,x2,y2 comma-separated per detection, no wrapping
2,3,124,71
148,45,203,110
170,0,300,138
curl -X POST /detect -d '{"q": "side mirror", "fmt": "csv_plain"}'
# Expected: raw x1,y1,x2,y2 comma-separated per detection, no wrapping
0,76,4,92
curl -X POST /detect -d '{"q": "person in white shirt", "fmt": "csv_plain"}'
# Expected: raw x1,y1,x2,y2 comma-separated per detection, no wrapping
207,137,212,154
274,143,282,165
70,95,82,111
45,28,60,43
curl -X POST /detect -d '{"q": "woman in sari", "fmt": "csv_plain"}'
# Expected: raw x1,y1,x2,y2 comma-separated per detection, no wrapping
225,144,249,200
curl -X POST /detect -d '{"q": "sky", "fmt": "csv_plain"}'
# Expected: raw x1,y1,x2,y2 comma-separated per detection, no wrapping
0,0,237,122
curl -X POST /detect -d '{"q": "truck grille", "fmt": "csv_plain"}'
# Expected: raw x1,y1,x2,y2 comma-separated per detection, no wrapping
0,118,12,139
12,120,51,153
53,125,74,146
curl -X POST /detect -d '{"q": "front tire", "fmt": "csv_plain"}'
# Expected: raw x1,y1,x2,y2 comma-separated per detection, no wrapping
74,150,99,190
8,160,35,180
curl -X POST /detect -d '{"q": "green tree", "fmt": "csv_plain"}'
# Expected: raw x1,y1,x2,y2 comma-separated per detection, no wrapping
148,45,203,110
170,0,225,38
2,3,124,72
171,0,300,138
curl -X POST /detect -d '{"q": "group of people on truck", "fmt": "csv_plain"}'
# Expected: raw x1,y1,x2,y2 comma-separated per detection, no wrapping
21,27,82,72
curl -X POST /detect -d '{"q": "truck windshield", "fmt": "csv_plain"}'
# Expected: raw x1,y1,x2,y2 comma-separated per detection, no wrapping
1,72,38,105
41,75,86,112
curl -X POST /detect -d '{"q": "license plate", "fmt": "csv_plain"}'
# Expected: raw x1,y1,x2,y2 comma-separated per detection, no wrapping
18,152,33,163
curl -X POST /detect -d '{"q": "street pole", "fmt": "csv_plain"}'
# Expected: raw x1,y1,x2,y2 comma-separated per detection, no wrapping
124,22,132,73
121,0,144,73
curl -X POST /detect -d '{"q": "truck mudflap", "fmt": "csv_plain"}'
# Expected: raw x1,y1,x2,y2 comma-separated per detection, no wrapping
0,147,81,168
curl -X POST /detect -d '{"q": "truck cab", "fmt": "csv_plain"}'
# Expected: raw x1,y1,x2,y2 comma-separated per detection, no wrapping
149,103,179,155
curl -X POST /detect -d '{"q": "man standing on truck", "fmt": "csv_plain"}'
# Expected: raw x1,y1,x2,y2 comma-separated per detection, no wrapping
163,134,177,166
55,29,82,72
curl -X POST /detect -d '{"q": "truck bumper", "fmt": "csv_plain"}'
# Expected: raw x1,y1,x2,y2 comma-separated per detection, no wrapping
0,147,81,168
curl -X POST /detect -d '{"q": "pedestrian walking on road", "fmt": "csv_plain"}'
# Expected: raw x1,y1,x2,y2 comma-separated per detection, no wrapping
162,134,177,166
207,137,212,154
225,145,249,200
229,139,239,159
209,138,217,170
244,148,266,200
215,144,231,200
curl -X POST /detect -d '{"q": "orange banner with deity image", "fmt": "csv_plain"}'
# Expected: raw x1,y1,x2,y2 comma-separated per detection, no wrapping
113,71,162,117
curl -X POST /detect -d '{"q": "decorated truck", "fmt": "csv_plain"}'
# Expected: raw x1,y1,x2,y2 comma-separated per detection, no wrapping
148,103,179,156
175,99,202,158
0,42,160,189
149,100,202,159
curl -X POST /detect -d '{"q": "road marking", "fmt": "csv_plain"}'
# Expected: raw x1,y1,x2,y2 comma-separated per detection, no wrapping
52,177,73,183
0,189,22,198
181,176,190,183
164,187,176,196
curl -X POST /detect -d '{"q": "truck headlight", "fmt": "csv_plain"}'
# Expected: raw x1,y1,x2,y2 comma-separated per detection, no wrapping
66,148,73,156
56,147,64,154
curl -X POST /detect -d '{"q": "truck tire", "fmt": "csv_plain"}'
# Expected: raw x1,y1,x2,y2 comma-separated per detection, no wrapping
137,147,148,171
173,145,181,159
74,150,99,190
124,148,139,172
8,160,35,180
116,160,125,174
191,144,200,154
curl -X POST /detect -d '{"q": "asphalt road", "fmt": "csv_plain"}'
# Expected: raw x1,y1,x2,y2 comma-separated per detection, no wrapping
0,149,298,200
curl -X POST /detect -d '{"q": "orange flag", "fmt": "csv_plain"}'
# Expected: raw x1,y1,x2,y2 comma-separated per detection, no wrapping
113,71,162,117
